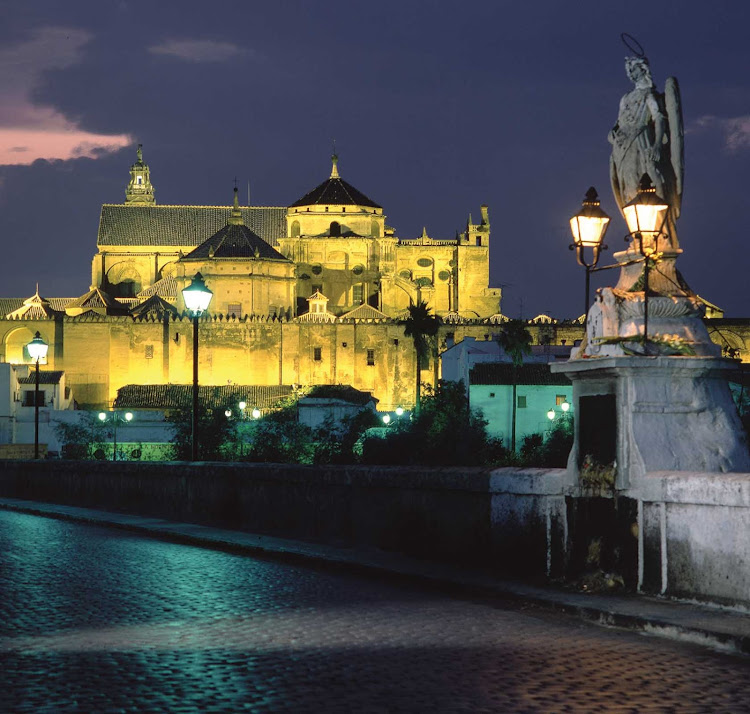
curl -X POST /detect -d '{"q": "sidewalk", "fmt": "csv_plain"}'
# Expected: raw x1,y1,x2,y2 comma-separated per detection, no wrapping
2,496,749,657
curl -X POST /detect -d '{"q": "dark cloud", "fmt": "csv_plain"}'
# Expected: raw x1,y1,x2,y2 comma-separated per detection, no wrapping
1,1,749,317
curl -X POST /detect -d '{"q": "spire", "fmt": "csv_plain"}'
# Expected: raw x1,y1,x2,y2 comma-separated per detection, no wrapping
228,187,243,225
125,144,155,204
330,152,340,179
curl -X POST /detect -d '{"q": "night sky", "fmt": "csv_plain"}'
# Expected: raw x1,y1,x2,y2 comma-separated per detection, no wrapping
1,1,748,319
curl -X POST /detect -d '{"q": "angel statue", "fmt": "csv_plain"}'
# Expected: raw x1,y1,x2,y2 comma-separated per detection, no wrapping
609,54,683,248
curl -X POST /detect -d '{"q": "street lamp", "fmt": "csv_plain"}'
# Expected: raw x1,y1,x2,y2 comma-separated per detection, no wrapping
622,175,670,350
382,414,391,425
547,408,556,421
97,410,133,461
26,331,48,459
569,187,610,328
251,407,261,419
182,272,213,461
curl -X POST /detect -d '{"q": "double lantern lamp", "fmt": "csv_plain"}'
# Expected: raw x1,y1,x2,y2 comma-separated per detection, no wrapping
569,176,670,347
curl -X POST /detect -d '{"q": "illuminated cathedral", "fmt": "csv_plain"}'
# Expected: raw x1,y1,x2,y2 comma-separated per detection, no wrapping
0,147,509,409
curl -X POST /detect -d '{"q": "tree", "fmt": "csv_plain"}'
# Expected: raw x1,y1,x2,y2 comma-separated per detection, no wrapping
497,320,533,452
361,380,510,466
166,405,234,460
403,300,440,415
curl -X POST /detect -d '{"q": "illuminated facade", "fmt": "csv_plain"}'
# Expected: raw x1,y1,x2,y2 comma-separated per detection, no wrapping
0,149,504,409
0,148,743,411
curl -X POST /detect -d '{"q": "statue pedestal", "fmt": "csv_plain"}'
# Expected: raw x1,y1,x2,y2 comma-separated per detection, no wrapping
559,281,748,487
553,355,750,488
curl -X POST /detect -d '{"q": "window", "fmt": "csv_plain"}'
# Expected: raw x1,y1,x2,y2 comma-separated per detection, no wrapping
556,395,567,406
352,284,364,304
145,345,154,359
393,339,399,346
313,347,322,361
367,349,375,366
476,236,481,246
330,221,341,236
517,395,527,408
489,392,495,398
136,176,143,185
22,390,45,407
227,303,242,317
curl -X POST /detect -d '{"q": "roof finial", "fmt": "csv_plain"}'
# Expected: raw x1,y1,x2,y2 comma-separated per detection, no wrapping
137,143,143,163
330,139,339,179
229,186,243,225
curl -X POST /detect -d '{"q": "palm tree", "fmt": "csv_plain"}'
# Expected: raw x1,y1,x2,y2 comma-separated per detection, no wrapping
497,320,533,451
403,300,440,416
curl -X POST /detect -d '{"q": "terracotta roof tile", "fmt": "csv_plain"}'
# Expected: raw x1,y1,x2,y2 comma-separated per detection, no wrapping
18,370,64,385
291,177,381,209
98,205,287,248
115,384,293,410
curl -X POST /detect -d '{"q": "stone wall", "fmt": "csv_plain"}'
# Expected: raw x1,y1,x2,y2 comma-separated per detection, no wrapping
2,460,749,608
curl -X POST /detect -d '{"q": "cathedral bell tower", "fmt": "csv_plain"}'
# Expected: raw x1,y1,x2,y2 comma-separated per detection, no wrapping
125,144,155,204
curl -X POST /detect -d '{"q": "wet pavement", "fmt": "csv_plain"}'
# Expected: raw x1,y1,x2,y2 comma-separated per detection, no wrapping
1,508,749,713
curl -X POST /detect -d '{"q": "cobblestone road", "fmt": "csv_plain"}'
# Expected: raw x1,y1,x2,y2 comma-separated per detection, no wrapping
1,510,749,713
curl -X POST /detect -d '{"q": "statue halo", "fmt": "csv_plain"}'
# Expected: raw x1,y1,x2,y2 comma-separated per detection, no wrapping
620,33,646,59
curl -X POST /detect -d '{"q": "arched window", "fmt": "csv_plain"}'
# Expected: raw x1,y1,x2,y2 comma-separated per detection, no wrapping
291,220,301,237
5,327,38,364
371,219,380,238
330,221,341,237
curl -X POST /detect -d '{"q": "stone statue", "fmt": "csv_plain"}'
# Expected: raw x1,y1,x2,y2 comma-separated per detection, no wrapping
609,55,684,247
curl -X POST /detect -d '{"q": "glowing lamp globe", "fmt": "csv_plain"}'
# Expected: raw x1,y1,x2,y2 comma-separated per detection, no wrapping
569,187,610,248
27,332,49,362
182,272,213,316
547,409,555,421
561,401,570,413
623,175,669,237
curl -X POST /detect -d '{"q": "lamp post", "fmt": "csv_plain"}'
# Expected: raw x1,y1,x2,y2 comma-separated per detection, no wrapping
98,410,133,461
622,175,670,351
569,187,610,328
182,272,213,461
26,331,48,459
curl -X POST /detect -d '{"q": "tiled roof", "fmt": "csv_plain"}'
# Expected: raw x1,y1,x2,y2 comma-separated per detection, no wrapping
470,363,572,386
183,223,289,261
303,385,377,406
137,276,178,300
338,304,390,321
0,298,75,317
291,177,381,209
5,290,58,319
130,295,179,318
18,370,64,385
97,205,287,248
65,288,130,315
115,384,293,410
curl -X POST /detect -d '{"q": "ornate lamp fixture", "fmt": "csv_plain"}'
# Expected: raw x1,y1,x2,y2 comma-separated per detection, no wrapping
569,187,610,326
182,272,213,461
622,174,671,348
26,331,49,459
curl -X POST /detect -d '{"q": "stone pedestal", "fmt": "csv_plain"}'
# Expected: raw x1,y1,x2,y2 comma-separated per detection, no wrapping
552,356,750,488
